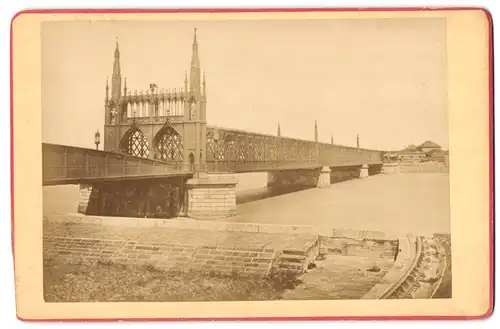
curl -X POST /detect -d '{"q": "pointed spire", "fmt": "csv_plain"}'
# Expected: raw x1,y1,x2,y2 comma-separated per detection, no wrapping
357,133,360,150
191,28,199,68
114,37,120,58
277,122,281,137
314,120,318,142
190,28,201,97
331,135,334,145
111,37,122,100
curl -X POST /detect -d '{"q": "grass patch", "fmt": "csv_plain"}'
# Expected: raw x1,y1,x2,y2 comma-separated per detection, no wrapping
43,259,302,302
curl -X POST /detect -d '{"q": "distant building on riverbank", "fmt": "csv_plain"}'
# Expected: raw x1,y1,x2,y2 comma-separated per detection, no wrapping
417,140,442,153
398,144,427,163
395,140,448,164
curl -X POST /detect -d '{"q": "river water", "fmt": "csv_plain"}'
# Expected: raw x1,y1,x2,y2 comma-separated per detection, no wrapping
43,172,450,236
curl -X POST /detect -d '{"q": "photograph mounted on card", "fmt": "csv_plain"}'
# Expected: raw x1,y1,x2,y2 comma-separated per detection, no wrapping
11,8,492,321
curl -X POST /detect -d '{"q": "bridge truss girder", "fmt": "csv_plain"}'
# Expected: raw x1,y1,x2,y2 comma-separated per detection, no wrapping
206,127,383,172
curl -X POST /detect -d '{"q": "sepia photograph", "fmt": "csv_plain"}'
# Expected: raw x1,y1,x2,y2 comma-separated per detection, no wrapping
41,16,451,303
12,8,492,320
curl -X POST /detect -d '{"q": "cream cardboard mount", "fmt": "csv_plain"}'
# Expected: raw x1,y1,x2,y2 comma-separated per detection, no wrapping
11,8,493,321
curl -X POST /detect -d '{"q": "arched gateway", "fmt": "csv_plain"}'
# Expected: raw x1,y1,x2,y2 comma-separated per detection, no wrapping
119,122,150,158
153,122,183,163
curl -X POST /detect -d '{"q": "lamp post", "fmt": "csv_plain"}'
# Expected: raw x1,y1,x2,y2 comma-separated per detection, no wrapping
94,129,101,150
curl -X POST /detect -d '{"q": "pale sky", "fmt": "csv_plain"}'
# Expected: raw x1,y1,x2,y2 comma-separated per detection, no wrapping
42,18,448,151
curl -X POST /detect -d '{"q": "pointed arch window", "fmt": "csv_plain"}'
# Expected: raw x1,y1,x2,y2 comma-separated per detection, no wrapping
120,123,150,158
153,121,183,163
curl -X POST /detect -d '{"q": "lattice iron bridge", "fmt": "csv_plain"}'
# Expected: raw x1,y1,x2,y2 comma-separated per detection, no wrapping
205,126,383,172
43,126,383,186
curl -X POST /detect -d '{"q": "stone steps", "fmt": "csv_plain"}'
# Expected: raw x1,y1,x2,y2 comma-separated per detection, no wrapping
276,236,321,274
277,253,308,272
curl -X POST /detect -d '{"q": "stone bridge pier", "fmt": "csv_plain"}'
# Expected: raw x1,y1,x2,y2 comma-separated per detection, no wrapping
267,168,322,189
186,173,239,220
266,164,384,190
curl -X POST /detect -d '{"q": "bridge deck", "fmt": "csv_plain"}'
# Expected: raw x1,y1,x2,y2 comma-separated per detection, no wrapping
42,143,383,185
43,172,193,186
206,161,383,174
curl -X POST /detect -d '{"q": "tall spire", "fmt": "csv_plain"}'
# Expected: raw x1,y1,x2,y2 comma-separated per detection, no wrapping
357,133,360,150
314,121,318,142
331,135,334,145
190,28,201,97
114,37,120,59
191,28,200,68
111,37,122,101
277,122,281,137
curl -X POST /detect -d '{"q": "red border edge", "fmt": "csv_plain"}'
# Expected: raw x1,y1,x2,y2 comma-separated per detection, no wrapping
9,6,494,322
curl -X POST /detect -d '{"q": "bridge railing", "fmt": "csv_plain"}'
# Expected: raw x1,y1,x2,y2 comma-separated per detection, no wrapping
42,143,186,184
